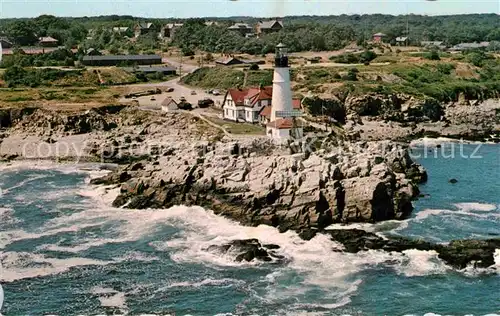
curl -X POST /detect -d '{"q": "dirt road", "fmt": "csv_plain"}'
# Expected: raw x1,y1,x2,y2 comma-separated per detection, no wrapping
120,58,224,109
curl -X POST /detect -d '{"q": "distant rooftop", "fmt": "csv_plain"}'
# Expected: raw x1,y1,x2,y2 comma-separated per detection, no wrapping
228,23,252,29
82,54,162,61
39,36,58,42
258,20,283,29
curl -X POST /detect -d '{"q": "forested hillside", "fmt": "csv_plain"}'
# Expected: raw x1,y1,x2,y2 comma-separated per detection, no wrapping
0,14,498,54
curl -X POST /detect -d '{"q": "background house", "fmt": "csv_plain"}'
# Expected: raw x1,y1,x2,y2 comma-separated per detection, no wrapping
0,37,13,49
256,20,283,37
134,22,158,37
450,42,490,51
395,36,409,46
39,36,59,47
215,57,245,66
86,48,102,56
228,23,254,37
112,27,130,34
421,41,446,50
159,23,184,40
372,33,386,43
215,56,264,67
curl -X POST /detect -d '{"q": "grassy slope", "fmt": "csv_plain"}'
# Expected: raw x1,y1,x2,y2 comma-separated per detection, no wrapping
182,53,500,103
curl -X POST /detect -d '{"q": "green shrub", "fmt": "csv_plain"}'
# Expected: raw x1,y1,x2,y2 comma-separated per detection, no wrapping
425,50,441,60
359,50,378,63
436,63,456,75
331,53,359,64
345,68,359,81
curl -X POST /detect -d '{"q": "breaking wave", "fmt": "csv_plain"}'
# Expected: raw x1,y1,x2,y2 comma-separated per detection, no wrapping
1,164,499,314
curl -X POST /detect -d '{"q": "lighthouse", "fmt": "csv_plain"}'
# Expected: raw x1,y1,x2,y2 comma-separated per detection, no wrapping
267,43,303,142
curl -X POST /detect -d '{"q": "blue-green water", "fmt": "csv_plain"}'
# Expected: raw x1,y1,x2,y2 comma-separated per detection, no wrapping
0,144,499,315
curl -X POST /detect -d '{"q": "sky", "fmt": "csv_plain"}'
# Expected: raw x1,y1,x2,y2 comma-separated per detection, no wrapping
0,0,498,19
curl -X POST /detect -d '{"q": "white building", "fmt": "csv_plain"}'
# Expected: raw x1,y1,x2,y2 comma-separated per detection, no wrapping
222,86,302,124
222,86,273,123
161,97,179,112
266,43,303,143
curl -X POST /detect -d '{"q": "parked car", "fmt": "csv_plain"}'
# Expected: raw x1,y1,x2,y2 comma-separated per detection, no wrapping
198,98,214,108
165,87,174,92
178,102,193,110
179,96,186,102
150,96,156,101
191,90,197,95
212,89,221,96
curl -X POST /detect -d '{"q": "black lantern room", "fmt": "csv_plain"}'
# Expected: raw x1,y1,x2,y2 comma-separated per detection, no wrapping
274,43,289,68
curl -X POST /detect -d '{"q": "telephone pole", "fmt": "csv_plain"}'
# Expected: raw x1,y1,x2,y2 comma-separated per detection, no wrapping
179,54,183,78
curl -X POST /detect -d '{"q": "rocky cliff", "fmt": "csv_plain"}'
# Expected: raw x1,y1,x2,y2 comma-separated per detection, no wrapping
303,94,500,142
91,138,427,234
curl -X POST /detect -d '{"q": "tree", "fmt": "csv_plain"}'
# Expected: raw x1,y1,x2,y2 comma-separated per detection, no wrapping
6,21,38,46
205,52,214,62
181,46,195,56
426,50,441,61
345,68,359,81
34,15,70,35
359,50,378,64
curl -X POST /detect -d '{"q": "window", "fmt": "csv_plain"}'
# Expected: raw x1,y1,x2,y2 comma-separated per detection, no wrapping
225,109,228,116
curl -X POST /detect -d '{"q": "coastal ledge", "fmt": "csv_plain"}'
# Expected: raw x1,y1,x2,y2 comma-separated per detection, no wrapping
1,106,497,271
91,138,428,231
210,231,500,271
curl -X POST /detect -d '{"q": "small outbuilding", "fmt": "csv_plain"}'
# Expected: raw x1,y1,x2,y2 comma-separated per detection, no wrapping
215,57,245,66
0,37,13,49
161,97,179,112
395,36,409,46
39,36,59,47
372,33,387,43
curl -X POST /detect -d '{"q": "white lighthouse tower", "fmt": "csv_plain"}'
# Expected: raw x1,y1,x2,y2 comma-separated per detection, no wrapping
267,43,303,142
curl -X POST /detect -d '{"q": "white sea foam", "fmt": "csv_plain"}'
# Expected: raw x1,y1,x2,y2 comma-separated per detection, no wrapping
410,137,490,147
454,202,498,213
160,278,245,291
91,287,127,310
393,249,449,277
415,206,500,221
0,160,115,178
0,207,19,226
0,251,114,282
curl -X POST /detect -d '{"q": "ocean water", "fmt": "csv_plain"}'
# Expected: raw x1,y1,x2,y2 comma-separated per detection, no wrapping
0,143,499,315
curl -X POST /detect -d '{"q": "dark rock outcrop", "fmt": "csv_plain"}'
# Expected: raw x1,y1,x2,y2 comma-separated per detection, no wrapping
205,239,283,263
325,228,500,270
204,230,499,270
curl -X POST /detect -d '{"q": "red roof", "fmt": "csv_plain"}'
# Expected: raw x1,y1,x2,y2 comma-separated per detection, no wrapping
260,106,272,118
259,99,302,118
227,86,273,108
267,118,294,129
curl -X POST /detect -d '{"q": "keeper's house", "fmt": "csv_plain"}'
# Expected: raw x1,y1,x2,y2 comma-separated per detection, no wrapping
82,54,162,66
222,85,302,124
